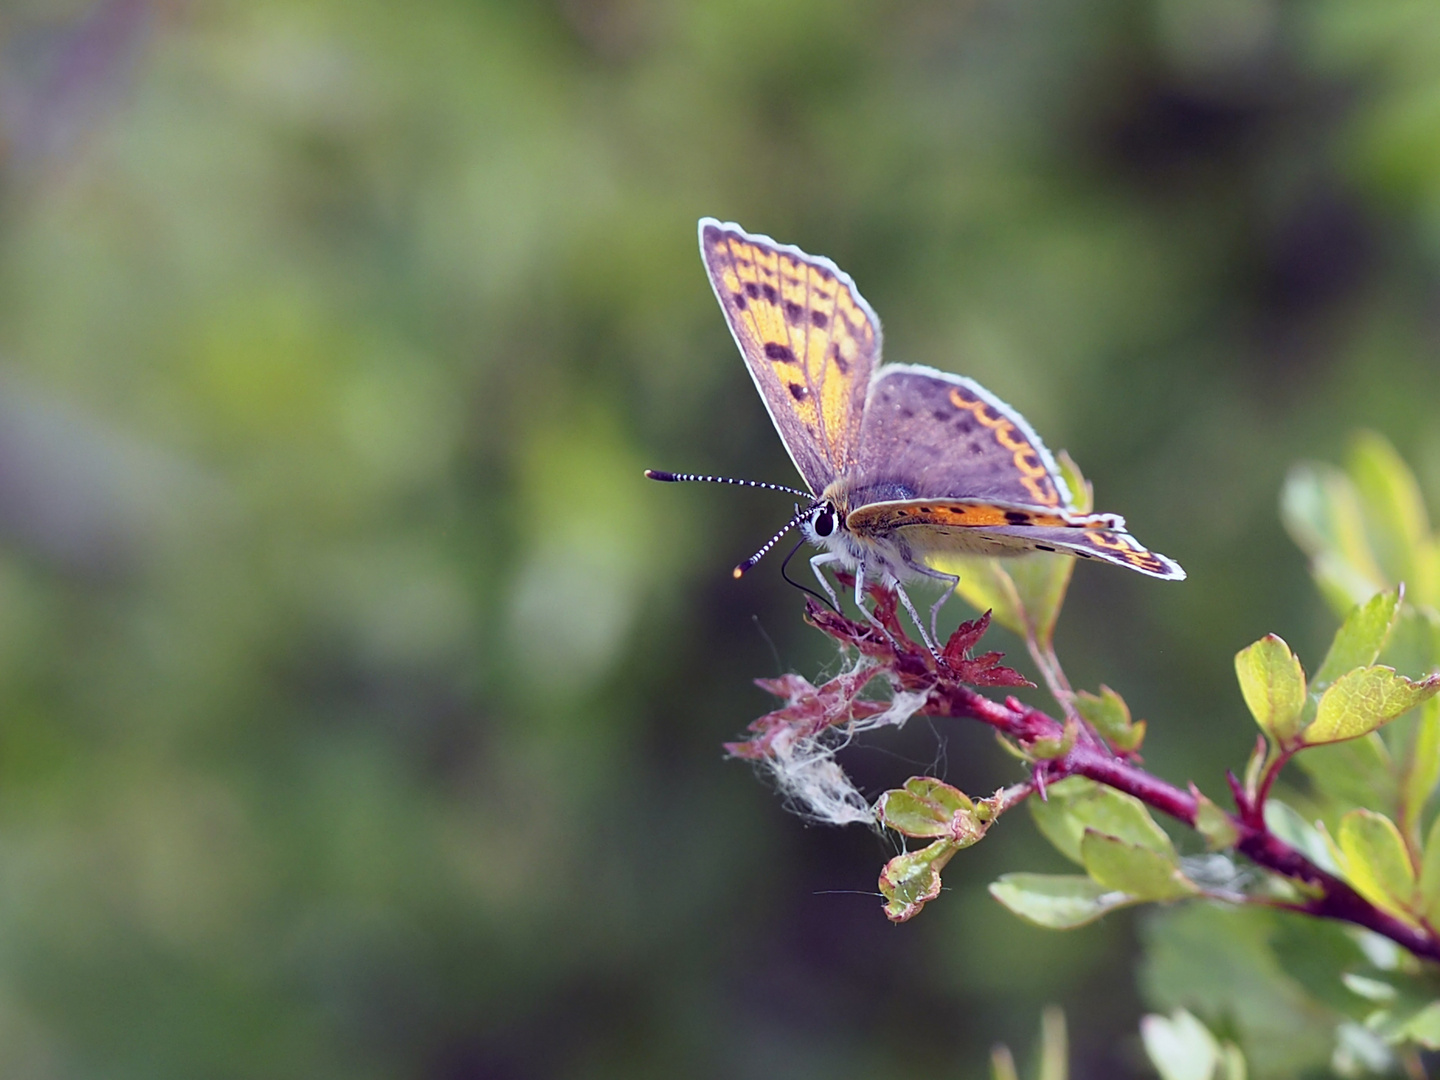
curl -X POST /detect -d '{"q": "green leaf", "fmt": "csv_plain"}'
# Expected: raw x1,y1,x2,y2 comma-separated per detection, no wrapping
1080,829,1196,902
1312,587,1404,696
1390,1000,1440,1050
1416,813,1440,925
1216,1043,1247,1080
1142,904,1348,1078
1029,776,1175,865
1028,718,1078,761
989,1045,1019,1080
1401,697,1440,834
1264,800,1342,876
1293,732,1396,822
1193,790,1240,851
879,839,957,922
878,777,981,841
1140,1009,1221,1080
1281,463,1388,612
939,551,1073,649
1417,538,1440,609
1336,809,1417,921
1038,1006,1067,1080
1075,685,1144,752
1234,634,1307,744
1342,973,1398,1003
988,872,1136,929
1302,666,1440,745
1347,431,1429,588
942,555,1026,637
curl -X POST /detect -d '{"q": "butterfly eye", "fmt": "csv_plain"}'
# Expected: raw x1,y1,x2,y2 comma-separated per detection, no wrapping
813,506,836,537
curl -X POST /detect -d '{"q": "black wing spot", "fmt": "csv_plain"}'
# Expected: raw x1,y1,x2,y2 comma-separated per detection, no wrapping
765,343,795,363
788,382,809,401
761,284,778,303
829,344,849,375
1035,544,1056,552
810,310,828,328
1004,511,1031,525
744,282,760,299
731,292,747,310
783,301,804,324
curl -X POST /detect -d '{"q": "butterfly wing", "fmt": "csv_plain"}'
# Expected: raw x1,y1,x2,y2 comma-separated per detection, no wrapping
849,365,1074,510
845,501,1186,581
699,218,880,493
962,522,1186,580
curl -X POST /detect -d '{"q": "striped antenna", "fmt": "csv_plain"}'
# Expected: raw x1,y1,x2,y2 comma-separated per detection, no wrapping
644,469,810,499
733,503,819,579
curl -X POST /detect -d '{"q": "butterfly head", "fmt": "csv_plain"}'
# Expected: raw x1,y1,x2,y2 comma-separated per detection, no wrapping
799,500,844,545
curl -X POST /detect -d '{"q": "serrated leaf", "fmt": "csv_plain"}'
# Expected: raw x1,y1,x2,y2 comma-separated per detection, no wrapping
879,838,958,922
1030,776,1175,865
1080,830,1196,902
878,777,977,840
1235,634,1308,744
988,873,1136,929
1313,587,1405,696
1336,809,1417,921
1303,666,1440,745
1193,790,1240,851
1347,431,1429,588
1141,1009,1221,1080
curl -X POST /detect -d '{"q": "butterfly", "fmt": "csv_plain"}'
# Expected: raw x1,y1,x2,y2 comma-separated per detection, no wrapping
649,218,1185,650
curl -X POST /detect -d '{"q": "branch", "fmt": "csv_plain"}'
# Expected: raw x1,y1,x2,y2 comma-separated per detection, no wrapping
937,685,1440,963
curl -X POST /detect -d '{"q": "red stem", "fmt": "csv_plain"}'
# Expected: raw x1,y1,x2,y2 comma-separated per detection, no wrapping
937,685,1440,963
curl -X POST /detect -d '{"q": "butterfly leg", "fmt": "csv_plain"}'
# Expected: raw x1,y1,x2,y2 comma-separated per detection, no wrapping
893,550,960,651
808,552,844,613
853,562,911,647
891,580,941,654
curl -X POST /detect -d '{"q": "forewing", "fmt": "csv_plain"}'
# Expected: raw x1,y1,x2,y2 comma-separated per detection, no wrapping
851,366,1073,510
699,218,880,492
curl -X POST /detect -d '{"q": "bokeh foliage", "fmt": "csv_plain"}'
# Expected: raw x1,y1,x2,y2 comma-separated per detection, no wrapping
1,0,1440,1076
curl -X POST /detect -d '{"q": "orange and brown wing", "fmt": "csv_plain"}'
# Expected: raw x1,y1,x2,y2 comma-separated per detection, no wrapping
846,499,1186,581
699,218,880,493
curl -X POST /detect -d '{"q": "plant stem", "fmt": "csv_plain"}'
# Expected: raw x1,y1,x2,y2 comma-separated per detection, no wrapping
937,685,1440,964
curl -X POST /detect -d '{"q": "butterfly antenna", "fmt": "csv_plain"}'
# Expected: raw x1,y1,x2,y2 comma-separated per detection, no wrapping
733,503,817,579
644,469,810,499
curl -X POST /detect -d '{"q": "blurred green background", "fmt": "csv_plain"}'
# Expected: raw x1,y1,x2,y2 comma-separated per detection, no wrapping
1,0,1440,1076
